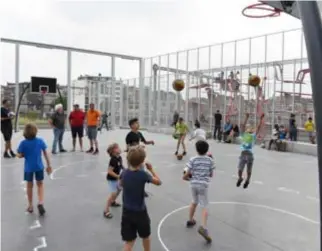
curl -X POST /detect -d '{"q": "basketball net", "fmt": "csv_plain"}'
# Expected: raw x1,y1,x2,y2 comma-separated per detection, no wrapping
242,2,280,18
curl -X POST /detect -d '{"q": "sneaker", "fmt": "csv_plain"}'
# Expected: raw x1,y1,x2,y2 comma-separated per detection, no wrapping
186,219,196,228
243,181,250,189
86,148,93,153
174,151,178,155
3,152,11,158
236,177,243,187
51,151,57,155
10,151,16,158
183,151,187,156
60,149,67,153
198,226,212,243
37,204,46,216
93,149,99,155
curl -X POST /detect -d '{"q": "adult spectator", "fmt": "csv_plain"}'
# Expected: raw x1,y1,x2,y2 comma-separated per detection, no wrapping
289,113,297,141
49,104,66,154
213,110,222,140
100,111,109,131
304,117,315,144
222,119,232,142
86,103,100,155
268,124,280,150
69,104,85,152
1,99,16,158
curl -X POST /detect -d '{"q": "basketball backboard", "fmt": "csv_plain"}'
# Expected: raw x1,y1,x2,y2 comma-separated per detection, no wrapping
262,1,322,19
31,77,57,94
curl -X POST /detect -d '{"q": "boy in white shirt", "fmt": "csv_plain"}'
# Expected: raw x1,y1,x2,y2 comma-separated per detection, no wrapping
190,121,206,142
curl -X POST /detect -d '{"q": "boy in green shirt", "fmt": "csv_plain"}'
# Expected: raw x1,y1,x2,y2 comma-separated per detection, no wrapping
174,117,189,156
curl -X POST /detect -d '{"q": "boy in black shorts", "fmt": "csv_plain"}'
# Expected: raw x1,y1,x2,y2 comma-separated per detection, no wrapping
120,145,161,251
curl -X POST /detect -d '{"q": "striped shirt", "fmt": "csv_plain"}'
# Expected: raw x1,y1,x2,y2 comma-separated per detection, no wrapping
186,155,215,187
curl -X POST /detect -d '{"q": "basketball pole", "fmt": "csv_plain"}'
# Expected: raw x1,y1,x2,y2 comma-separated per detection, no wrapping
297,1,322,247
14,44,20,132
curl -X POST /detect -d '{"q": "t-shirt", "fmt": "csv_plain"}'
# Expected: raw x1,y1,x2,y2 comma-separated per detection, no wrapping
69,110,85,127
86,109,100,126
1,107,12,128
121,169,152,211
239,133,256,152
289,118,296,128
17,137,47,173
51,112,65,129
125,131,146,146
279,131,286,140
175,122,188,134
186,156,215,188
193,128,206,141
214,113,222,126
107,155,124,181
304,121,314,132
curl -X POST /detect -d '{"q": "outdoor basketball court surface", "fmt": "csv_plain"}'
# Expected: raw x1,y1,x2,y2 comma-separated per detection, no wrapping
1,129,320,251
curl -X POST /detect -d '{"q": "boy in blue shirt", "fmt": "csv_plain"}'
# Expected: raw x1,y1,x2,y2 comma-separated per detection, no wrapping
17,123,52,215
120,145,162,251
236,113,264,189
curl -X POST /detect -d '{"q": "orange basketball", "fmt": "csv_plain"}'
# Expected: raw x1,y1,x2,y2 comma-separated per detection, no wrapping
172,79,185,92
248,75,261,87
177,154,183,160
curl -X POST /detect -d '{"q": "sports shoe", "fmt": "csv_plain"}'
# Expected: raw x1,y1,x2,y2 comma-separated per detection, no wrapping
198,226,212,243
236,177,243,187
60,149,67,153
3,152,11,158
10,151,16,157
186,219,196,228
86,148,93,153
37,204,46,216
243,180,250,189
93,149,99,155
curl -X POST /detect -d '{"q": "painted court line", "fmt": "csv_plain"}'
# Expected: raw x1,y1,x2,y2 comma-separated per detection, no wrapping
29,220,41,230
157,201,319,251
252,180,264,185
277,187,300,195
33,236,47,251
306,196,319,202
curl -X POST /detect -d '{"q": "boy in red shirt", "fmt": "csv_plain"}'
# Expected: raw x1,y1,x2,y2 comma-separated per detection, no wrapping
69,104,85,152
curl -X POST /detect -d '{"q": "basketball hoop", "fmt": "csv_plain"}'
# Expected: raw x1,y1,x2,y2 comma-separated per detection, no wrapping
242,3,281,18
41,90,47,96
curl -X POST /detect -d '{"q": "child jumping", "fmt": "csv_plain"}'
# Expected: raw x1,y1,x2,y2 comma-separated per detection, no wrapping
104,143,124,219
183,140,215,243
190,120,206,142
236,113,264,189
17,123,52,215
120,145,162,251
174,117,189,156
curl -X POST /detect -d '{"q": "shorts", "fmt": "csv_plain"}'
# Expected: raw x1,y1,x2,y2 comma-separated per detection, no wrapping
24,170,44,182
238,150,254,172
191,185,208,207
87,126,98,140
71,126,84,138
308,131,315,138
1,127,12,142
121,209,151,241
108,180,120,193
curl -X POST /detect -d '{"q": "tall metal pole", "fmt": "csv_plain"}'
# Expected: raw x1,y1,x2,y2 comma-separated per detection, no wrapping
208,46,213,132
111,56,116,128
119,79,124,127
176,52,180,113
67,50,72,130
14,44,20,132
184,50,189,123
166,54,170,126
298,3,322,247
292,60,296,113
139,58,145,126
157,56,161,125
196,48,201,120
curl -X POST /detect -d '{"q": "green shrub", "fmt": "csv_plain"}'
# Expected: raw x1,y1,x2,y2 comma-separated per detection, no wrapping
25,111,38,121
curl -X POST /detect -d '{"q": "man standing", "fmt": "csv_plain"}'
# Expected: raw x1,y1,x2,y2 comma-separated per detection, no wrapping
69,104,85,151
214,110,222,140
1,99,16,158
49,103,67,154
100,111,109,132
86,103,100,155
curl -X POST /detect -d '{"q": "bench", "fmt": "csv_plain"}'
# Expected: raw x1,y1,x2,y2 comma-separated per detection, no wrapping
263,139,317,156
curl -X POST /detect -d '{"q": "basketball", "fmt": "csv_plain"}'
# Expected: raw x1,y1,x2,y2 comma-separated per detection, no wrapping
177,154,183,160
172,79,185,92
183,167,192,179
248,75,261,87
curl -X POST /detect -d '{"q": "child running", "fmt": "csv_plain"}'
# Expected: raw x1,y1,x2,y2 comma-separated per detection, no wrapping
189,120,206,142
104,143,124,219
120,145,162,251
174,117,189,156
16,123,52,215
236,113,265,189
183,140,215,243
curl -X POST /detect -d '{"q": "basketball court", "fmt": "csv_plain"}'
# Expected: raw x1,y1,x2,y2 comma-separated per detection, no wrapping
1,129,319,251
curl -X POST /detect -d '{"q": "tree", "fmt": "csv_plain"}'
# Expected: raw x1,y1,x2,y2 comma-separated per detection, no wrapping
53,96,67,110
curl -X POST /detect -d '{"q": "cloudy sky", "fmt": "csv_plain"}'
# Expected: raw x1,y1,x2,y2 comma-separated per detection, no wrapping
1,0,302,87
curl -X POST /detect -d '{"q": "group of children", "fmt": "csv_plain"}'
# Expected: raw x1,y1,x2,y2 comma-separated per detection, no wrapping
15,112,265,251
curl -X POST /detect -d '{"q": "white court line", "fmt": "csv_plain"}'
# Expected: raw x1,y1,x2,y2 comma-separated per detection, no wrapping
252,180,264,185
29,220,41,230
50,159,97,180
278,187,300,195
306,196,319,202
33,236,47,251
157,201,319,251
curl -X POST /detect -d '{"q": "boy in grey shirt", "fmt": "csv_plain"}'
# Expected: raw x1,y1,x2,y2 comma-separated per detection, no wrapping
183,140,215,243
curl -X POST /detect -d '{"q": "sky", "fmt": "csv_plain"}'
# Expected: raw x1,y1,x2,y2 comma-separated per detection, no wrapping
0,0,304,89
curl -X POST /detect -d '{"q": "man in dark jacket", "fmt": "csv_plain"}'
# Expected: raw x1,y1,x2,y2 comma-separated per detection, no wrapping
214,110,222,140
49,103,67,154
